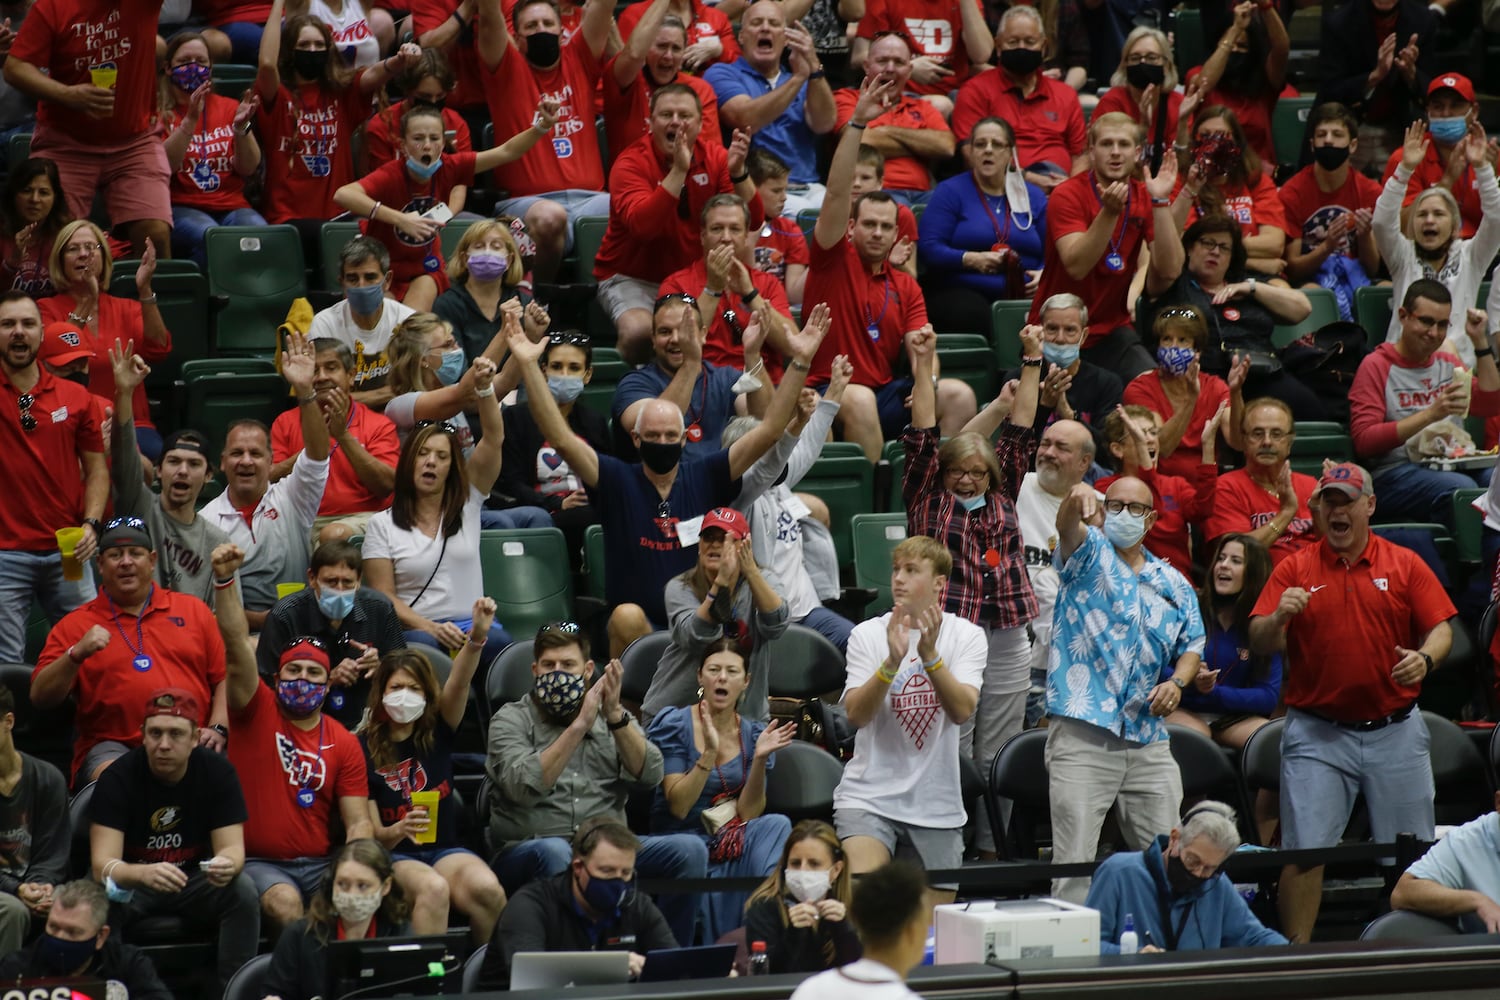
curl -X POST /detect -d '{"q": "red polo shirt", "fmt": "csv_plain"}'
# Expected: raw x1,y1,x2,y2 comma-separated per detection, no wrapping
600,59,721,170
1382,142,1483,239
804,237,927,387
1251,532,1456,721
659,258,791,378
38,586,226,783
1028,172,1154,344
857,0,978,95
270,402,399,517
952,70,1086,171
0,367,102,551
832,89,950,191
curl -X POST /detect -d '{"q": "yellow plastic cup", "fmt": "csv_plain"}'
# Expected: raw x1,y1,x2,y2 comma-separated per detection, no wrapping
90,66,117,89
276,582,306,599
409,791,439,845
55,528,84,582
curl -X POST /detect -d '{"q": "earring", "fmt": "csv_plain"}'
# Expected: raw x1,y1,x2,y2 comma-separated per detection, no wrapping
695,686,704,702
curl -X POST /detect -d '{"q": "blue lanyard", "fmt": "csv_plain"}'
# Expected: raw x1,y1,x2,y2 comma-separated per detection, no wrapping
107,585,154,665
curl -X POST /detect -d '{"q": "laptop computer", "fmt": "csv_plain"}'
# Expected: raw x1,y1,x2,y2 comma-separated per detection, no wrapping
637,943,738,982
509,950,632,989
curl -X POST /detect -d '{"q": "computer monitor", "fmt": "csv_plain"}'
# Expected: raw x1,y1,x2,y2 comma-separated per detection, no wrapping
637,943,738,982
1,978,111,1000
324,931,466,1000
509,950,632,990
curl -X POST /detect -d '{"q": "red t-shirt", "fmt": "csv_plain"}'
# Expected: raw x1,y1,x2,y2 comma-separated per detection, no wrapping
857,0,976,94
256,80,371,224
160,94,253,212
411,0,486,110
229,680,368,860
659,258,790,378
0,367,102,550
1029,173,1154,344
1095,464,1215,580
616,0,739,69
593,134,759,282
10,0,160,145
483,37,604,196
1121,369,1231,481
39,295,171,429
1277,165,1382,255
833,89,950,191
271,401,399,516
362,100,473,170
357,151,478,296
1382,142,1482,239
1093,85,1183,150
1203,466,1318,565
1251,533,1456,720
753,215,809,287
951,70,1086,170
804,237,926,387
600,59,721,171
197,0,272,23
1174,170,1286,236
38,587,226,783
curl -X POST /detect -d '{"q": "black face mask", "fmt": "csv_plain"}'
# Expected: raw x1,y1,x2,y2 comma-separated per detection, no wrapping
1125,62,1166,90
1165,852,1212,896
999,47,1044,77
525,30,562,67
1224,51,1250,80
637,439,683,475
61,371,91,389
1312,144,1352,170
292,49,329,81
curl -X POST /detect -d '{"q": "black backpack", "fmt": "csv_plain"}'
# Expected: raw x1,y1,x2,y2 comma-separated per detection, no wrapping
1277,321,1370,424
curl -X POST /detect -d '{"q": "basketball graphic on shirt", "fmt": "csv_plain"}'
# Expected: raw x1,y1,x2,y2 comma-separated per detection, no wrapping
890,670,940,749
397,196,439,246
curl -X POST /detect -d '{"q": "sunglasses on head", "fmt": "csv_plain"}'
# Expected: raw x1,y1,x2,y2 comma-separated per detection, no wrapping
654,292,697,312
17,392,34,433
104,515,147,531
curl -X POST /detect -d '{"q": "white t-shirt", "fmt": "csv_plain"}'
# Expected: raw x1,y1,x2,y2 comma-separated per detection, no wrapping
384,393,475,458
764,485,822,619
308,0,381,68
1015,473,1102,629
789,960,922,1000
363,486,484,622
309,298,416,394
833,611,986,829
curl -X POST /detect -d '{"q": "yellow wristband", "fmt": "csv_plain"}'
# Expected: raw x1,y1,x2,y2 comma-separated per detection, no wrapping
923,658,945,675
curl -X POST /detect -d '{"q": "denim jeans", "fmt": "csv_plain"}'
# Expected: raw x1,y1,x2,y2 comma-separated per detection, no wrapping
0,549,93,663
1370,461,1489,528
797,607,853,653
479,506,552,530
115,872,260,996
698,813,791,941
172,205,268,267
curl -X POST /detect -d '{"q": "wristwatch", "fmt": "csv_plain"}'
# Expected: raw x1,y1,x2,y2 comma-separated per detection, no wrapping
1170,677,1187,690
83,517,102,535
1420,652,1435,675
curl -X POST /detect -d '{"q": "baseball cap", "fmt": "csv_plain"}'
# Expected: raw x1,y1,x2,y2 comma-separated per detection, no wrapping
161,429,212,461
143,687,203,726
1428,73,1476,104
700,507,749,539
39,322,92,366
280,637,331,671
98,515,153,551
1317,462,1373,500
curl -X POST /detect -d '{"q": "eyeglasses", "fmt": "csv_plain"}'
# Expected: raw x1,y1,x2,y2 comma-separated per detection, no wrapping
944,466,990,482
1195,238,1233,254
63,242,103,257
104,515,148,531
970,139,1012,151
1103,500,1152,517
17,392,34,432
1125,53,1166,65
657,499,672,520
287,634,329,649
653,292,697,312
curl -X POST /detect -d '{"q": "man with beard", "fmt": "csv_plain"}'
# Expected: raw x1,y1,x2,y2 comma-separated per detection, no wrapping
1250,462,1454,942
485,622,706,948
0,292,105,663
1203,397,1319,565
603,0,721,169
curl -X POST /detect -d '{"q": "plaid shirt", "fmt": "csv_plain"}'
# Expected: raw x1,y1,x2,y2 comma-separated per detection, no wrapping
902,423,1039,630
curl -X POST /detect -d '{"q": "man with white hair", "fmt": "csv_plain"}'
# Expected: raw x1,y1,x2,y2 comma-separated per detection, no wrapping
1086,801,1288,952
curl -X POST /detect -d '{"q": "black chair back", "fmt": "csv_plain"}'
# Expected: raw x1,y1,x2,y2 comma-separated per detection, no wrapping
766,625,847,700
986,729,1049,861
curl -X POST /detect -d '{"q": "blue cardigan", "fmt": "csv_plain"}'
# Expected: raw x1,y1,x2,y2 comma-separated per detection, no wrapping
917,171,1047,299
1086,836,1288,953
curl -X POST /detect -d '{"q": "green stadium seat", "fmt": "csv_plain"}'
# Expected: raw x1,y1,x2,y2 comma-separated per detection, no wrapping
109,271,213,430
320,220,363,292
1287,432,1352,477
1173,7,1204,77
1271,287,1340,348
179,358,277,379
181,371,291,454
576,346,628,423
1293,421,1347,437
1354,285,1392,348
478,528,574,641
1453,486,1486,565
7,133,30,172
210,63,257,100
798,453,875,568
204,225,307,356
851,513,907,616
440,218,476,261
880,438,905,512
937,332,998,404
583,524,606,601
1271,96,1315,168
570,215,612,339
991,300,1030,368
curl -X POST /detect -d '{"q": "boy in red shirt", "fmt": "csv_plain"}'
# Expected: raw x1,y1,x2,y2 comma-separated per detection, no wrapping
1280,102,1381,296
748,148,809,306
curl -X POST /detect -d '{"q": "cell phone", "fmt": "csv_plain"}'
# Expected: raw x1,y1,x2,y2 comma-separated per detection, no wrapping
423,203,454,224
444,129,456,141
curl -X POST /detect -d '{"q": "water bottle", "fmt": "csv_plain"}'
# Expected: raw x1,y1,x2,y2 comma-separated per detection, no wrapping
1119,913,1139,955
749,940,769,976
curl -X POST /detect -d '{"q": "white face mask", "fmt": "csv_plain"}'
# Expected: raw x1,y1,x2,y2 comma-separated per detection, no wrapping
784,868,831,903
332,890,383,924
381,688,427,725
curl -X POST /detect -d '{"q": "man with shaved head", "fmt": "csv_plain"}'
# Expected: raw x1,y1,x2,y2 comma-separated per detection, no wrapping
1045,475,1205,903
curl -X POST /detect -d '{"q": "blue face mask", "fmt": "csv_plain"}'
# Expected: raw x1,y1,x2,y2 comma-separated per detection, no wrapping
1103,509,1150,549
1156,345,1195,376
956,493,987,512
406,156,443,179
346,282,384,316
548,375,585,404
37,932,98,974
579,871,633,916
317,586,355,621
1428,116,1468,145
435,347,465,386
1042,341,1080,369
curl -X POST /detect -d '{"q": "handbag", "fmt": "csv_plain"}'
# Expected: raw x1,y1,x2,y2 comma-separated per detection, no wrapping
700,724,751,863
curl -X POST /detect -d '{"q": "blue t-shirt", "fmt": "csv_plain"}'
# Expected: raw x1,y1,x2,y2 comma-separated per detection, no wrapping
360,720,458,851
705,59,817,184
589,450,739,626
645,705,768,834
613,361,743,463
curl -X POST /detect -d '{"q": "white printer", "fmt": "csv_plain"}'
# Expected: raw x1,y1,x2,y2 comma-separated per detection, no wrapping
934,898,1100,963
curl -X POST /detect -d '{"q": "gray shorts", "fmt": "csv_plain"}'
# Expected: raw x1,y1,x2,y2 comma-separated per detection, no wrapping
79,740,132,786
834,807,962,887
242,857,330,900
595,273,658,323
495,189,610,254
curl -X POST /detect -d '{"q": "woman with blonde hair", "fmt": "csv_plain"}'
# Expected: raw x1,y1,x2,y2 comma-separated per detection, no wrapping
432,219,550,365
1094,26,1182,170
743,820,860,974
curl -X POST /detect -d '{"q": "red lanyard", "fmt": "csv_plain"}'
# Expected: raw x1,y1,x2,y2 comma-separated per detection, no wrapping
972,173,1011,247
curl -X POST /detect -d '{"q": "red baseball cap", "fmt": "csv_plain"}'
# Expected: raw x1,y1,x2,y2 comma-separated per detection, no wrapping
39,322,92,366
1317,462,1373,500
1428,73,1476,104
143,687,203,726
700,507,749,539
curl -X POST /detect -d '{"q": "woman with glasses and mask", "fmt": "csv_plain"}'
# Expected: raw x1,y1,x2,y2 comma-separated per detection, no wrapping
1093,27,1183,172
432,220,552,366
646,636,794,939
917,116,1047,336
1135,217,1323,420
743,820,859,974
361,622,507,946
642,507,789,726
38,220,171,461
362,324,514,666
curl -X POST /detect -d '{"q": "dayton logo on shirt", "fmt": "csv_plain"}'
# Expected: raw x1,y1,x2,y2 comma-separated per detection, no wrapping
275,732,328,790
377,758,429,795
903,18,954,56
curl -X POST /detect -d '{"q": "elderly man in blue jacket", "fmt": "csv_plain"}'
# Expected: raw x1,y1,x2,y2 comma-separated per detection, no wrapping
1086,801,1288,953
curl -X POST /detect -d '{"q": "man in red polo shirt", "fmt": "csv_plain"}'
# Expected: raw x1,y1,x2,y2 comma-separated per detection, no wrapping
952,6,1086,191
602,0,720,170
0,293,106,665
1028,111,1182,383
1381,74,1483,239
593,84,757,364
270,339,398,546
477,0,614,283
1202,397,1318,565
834,32,953,208
32,517,228,788
852,0,993,115
1249,462,1454,944
806,77,976,461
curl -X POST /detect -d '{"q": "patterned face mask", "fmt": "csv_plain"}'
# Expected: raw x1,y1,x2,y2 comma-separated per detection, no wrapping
534,669,586,720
